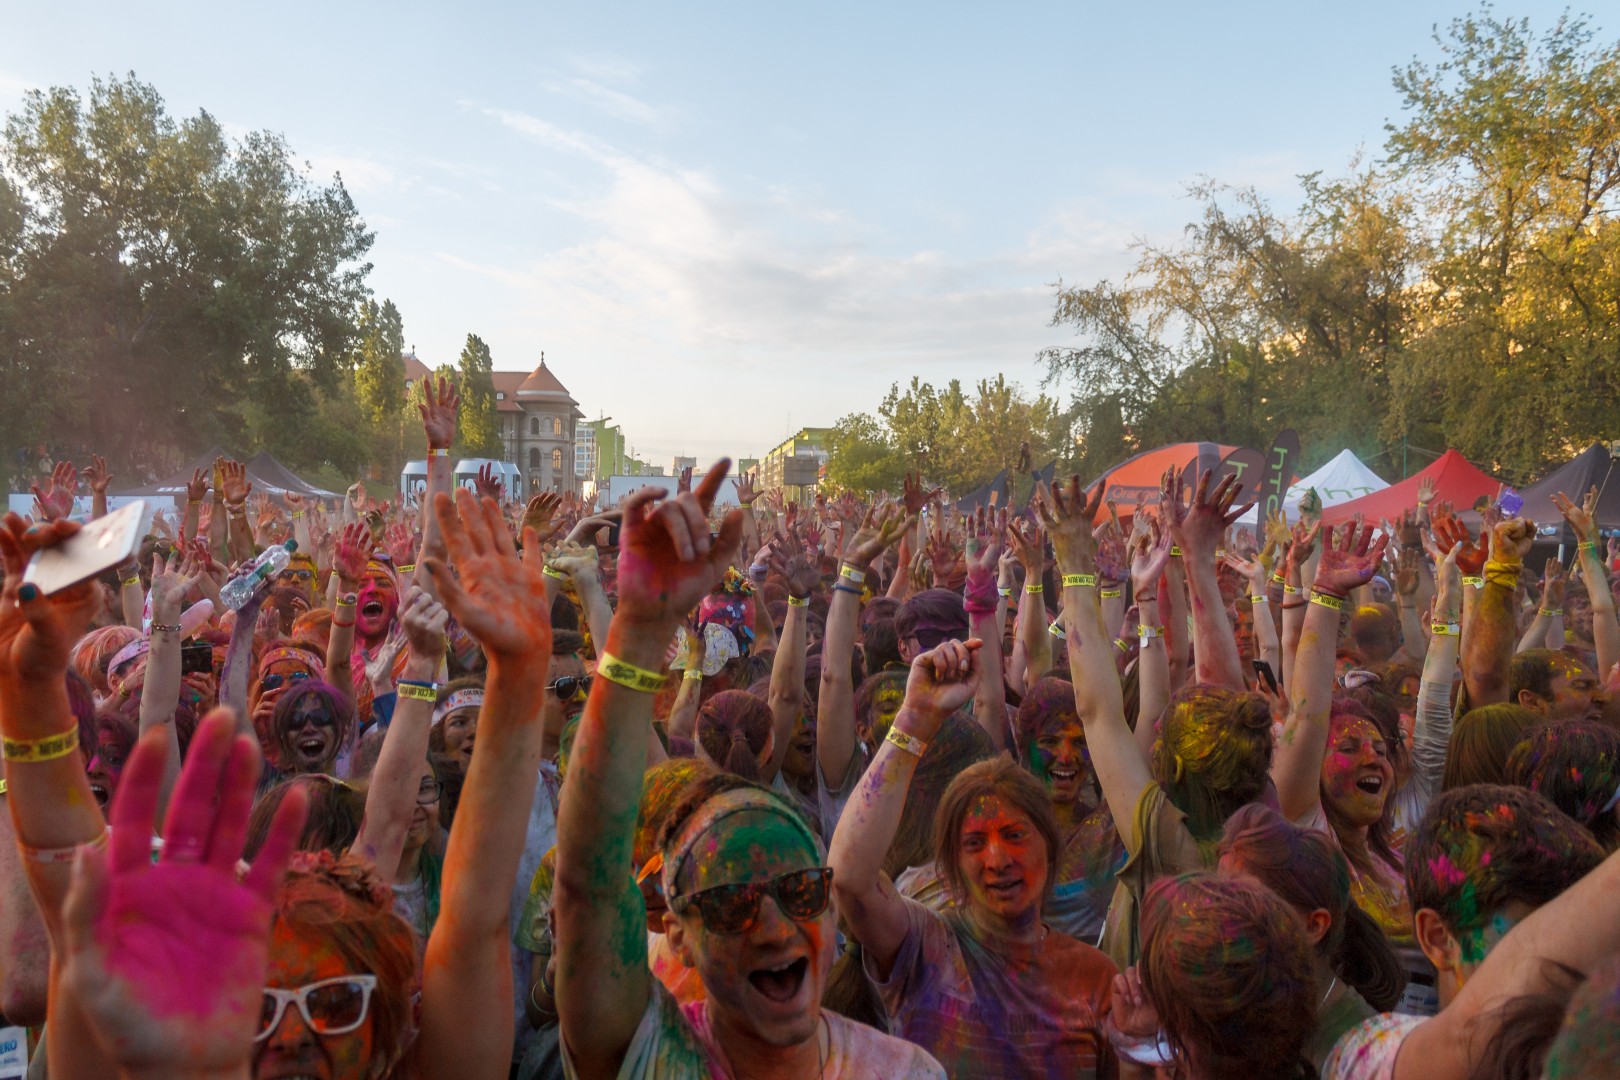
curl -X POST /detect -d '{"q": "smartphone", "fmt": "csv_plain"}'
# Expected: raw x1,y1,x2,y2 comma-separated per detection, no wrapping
181,641,215,676
1252,658,1280,694
22,500,146,596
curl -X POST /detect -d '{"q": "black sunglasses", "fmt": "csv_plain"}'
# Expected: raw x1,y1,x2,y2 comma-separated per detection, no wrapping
671,867,833,936
548,675,593,700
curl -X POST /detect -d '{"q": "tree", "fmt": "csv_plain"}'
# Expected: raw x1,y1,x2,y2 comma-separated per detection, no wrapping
456,334,501,457
353,300,405,428
0,74,374,487
822,413,904,493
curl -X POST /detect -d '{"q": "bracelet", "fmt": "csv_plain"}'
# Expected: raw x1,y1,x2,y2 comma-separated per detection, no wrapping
1170,545,1183,557
429,448,450,458
149,622,182,634
1135,594,1157,604
397,564,415,574
839,565,866,584
1281,600,1307,610
397,682,440,702
1270,572,1286,586
1048,621,1066,638
997,587,1012,597
787,595,809,607
226,502,246,516
0,778,7,795
1431,622,1461,636
832,583,863,598
336,593,358,608
1462,575,1484,589
1024,583,1044,594
885,727,928,757
542,566,567,581
1138,624,1164,639
187,498,202,506
19,827,109,865
1484,562,1521,589
1100,587,1122,599
2,727,80,763
597,652,669,693
1062,573,1097,588
1283,584,1301,595
1309,590,1345,611
1539,608,1563,618
333,617,356,629
291,511,304,519
1113,637,1131,652
683,669,704,682
1250,594,1269,605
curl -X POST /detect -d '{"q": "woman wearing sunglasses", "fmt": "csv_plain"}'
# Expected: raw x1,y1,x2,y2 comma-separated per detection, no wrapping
556,467,942,1079
829,638,1119,1079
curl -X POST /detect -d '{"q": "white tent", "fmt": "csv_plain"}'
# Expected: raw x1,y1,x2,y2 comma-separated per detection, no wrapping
1238,449,1388,525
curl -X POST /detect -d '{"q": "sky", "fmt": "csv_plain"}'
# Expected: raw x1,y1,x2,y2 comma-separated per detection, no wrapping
0,0,1584,468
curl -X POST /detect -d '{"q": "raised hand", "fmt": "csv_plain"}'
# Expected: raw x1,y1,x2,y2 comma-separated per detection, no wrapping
424,488,552,667
1263,507,1291,556
1433,516,1487,576
419,375,461,451
676,466,693,495
148,551,200,624
385,522,417,568
1130,516,1173,597
475,463,504,503
899,638,981,730
1542,558,1566,610
0,514,99,686
769,549,821,600
1095,520,1128,585
83,454,113,496
219,460,251,509
1312,520,1389,597
1416,476,1438,507
546,540,601,585
1489,518,1536,567
1165,468,1251,556
399,587,449,659
186,468,210,504
1033,475,1105,575
524,492,565,544
58,712,307,1075
334,522,371,588
1006,517,1045,571
30,460,78,521
1223,548,1272,594
1109,966,1163,1040
845,507,912,570
734,471,761,507
1393,546,1422,599
1551,488,1598,546
902,471,942,517
614,460,745,628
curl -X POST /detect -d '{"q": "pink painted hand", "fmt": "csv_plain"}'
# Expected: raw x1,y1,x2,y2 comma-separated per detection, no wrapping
334,522,370,589
385,522,417,569
58,710,307,1074
1164,467,1252,557
424,488,553,668
614,459,745,628
30,460,78,521
1311,520,1389,597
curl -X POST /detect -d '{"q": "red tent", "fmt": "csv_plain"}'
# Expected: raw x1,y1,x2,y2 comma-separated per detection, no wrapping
1320,449,1498,525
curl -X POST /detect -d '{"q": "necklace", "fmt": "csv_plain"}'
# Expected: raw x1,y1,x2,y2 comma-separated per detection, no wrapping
1318,975,1338,1008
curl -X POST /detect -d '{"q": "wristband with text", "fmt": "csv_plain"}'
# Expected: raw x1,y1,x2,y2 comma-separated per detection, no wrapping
1062,573,1097,588
1100,588,1122,599
397,682,440,702
1170,546,1183,557
542,566,567,581
149,622,182,634
1462,575,1484,589
787,594,809,607
997,587,1012,597
1270,572,1286,586
1539,608,1563,618
885,727,928,758
597,653,669,693
2,727,80,763
1138,624,1164,640
1250,594,1269,605
429,447,450,457
683,669,704,681
1283,584,1301,595
397,564,415,575
21,827,109,865
839,565,866,584
1431,622,1461,636
1024,583,1044,594
1309,590,1345,611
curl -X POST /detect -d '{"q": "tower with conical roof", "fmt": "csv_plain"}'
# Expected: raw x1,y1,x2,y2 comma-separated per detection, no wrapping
500,352,583,497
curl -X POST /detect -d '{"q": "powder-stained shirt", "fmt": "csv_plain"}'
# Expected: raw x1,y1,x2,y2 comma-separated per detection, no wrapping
865,896,1118,1080
562,981,945,1080
1322,1012,1424,1080
1098,781,1209,970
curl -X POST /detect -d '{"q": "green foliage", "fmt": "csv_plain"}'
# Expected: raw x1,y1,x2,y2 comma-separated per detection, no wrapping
823,413,904,493
456,334,501,457
0,73,375,488
1042,7,1620,483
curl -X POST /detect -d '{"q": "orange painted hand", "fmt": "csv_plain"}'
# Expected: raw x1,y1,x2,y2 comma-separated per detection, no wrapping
0,514,99,703
425,488,552,668
615,459,745,628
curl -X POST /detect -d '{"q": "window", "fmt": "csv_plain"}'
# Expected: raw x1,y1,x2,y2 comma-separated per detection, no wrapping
529,448,541,469
552,417,562,436
496,392,505,401
529,417,540,436
552,448,564,472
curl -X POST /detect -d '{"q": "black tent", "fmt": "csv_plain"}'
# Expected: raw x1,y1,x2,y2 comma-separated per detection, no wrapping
115,448,340,501
1519,444,1620,535
955,462,1055,512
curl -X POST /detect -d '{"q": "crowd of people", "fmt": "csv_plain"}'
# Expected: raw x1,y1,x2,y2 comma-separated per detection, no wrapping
2,375,1619,1079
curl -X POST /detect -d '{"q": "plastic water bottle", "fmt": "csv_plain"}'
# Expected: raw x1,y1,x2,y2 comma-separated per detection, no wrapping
219,540,298,611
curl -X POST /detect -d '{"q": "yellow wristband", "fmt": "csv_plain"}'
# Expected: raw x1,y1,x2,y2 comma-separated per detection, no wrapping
1283,584,1301,595
1309,590,1345,611
2,727,80,763
1461,575,1484,589
839,564,866,584
1170,546,1183,556
0,778,7,795
1539,608,1563,618
543,566,567,580
1431,622,1460,636
429,448,450,458
787,595,809,607
1138,624,1164,640
1024,583,1044,594
397,683,439,702
1250,594,1269,605
1062,573,1097,588
597,652,669,693
683,669,704,682
121,576,141,588
885,727,928,757
397,564,415,575
1100,587,1122,599
997,587,1012,597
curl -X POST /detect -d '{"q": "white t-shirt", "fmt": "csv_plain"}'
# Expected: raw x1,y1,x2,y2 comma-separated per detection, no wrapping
1322,1013,1425,1080
563,983,945,1080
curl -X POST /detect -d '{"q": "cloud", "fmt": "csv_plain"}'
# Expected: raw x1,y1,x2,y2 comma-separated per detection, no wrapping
566,53,644,84
544,76,682,129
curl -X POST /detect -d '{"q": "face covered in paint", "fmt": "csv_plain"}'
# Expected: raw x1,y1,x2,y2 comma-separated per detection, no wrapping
1321,712,1394,829
1539,656,1608,722
440,706,478,772
355,567,399,642
956,794,1050,925
780,713,816,783
1028,719,1091,808
86,720,133,808
856,682,905,755
276,553,320,608
665,805,832,1049
281,694,340,775
255,925,379,1080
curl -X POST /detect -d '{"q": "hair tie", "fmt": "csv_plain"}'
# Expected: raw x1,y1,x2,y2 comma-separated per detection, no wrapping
1173,754,1186,783
730,726,749,746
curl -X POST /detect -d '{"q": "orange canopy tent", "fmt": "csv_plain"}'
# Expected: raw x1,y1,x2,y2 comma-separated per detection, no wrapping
1320,449,1498,525
1087,442,1241,521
